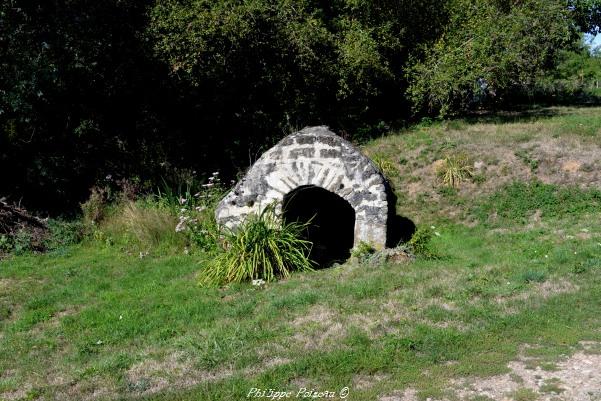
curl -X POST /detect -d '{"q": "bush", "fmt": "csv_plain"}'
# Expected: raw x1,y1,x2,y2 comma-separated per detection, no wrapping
351,241,377,262
408,227,438,259
199,204,315,286
44,220,85,251
81,187,109,225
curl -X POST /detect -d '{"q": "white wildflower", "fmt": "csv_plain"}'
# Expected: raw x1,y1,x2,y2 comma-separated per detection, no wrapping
252,279,266,287
212,171,219,176
175,221,186,232
195,206,206,212
179,197,187,205
202,183,214,188
434,231,441,237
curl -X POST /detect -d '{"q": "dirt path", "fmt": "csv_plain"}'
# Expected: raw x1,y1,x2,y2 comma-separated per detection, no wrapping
382,342,601,401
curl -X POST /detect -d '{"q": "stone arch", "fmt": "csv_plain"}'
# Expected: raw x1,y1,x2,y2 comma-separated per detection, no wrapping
215,126,390,249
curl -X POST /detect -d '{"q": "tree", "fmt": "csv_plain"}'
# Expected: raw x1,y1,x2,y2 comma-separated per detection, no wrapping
407,0,575,116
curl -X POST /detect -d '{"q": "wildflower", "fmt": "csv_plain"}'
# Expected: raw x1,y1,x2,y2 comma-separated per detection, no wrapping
180,208,187,213
194,192,201,197
184,247,189,255
175,221,187,232
179,197,187,205
252,279,266,287
202,183,214,188
105,174,112,180
212,171,219,176
119,315,123,320
434,231,441,237
195,206,206,212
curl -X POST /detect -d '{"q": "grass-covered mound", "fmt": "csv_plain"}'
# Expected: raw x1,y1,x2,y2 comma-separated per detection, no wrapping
2,106,601,400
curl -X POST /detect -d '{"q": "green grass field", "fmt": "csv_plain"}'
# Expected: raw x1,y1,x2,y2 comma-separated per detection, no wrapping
2,106,601,400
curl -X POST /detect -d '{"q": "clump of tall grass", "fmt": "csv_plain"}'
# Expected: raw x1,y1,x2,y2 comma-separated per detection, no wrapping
435,154,474,188
199,204,315,286
96,199,185,251
82,171,228,253
120,201,181,247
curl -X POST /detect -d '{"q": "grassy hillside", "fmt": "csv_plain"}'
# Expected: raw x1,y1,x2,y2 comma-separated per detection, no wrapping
2,107,601,400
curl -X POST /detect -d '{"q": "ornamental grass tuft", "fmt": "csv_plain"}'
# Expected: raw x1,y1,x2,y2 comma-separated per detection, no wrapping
199,204,315,286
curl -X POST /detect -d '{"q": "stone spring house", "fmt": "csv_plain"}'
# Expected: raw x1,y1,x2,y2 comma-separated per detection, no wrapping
215,126,410,264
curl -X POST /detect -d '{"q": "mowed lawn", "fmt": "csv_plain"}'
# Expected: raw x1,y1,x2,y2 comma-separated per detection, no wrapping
2,107,601,400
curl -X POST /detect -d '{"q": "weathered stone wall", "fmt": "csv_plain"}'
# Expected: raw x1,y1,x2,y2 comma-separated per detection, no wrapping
215,126,390,248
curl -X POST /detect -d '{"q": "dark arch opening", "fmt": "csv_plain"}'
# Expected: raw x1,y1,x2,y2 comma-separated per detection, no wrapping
283,185,355,267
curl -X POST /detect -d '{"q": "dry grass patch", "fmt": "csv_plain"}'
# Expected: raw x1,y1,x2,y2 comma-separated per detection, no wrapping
126,351,232,396
353,372,389,390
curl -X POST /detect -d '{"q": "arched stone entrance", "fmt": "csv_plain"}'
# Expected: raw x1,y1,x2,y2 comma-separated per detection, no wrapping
283,185,355,266
215,126,391,251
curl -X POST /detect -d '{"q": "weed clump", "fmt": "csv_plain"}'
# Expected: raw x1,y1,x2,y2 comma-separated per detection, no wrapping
408,227,438,259
199,204,315,286
435,154,474,188
351,241,377,262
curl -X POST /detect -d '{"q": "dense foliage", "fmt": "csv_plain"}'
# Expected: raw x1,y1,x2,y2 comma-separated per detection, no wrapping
1,0,601,213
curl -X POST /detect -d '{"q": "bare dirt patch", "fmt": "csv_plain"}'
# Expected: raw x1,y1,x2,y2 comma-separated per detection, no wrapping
453,342,601,401
379,388,419,401
386,342,601,401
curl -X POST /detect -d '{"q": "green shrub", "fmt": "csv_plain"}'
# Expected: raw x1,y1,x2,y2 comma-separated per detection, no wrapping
351,241,377,262
0,234,12,253
12,229,34,255
199,204,315,286
44,220,85,251
81,187,109,225
408,227,438,259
